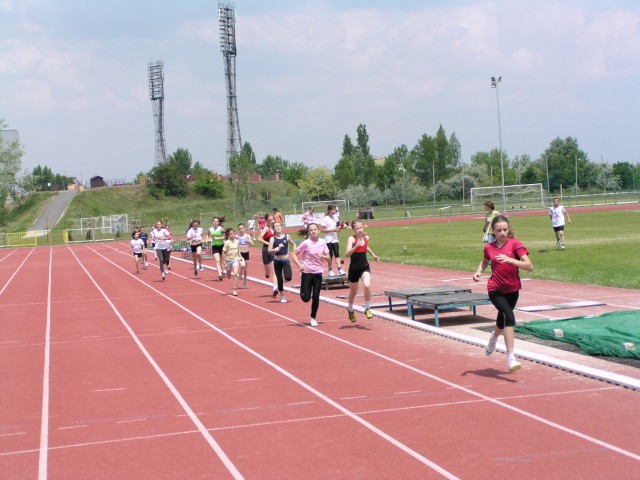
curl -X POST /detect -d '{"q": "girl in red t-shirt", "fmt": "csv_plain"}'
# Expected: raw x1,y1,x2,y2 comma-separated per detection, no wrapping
473,215,534,372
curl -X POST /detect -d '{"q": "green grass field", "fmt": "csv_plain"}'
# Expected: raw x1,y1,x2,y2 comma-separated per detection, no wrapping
4,185,638,290
348,209,640,290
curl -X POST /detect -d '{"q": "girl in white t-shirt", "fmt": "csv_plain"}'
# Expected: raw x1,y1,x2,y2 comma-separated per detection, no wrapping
186,219,205,277
321,204,345,276
130,231,145,274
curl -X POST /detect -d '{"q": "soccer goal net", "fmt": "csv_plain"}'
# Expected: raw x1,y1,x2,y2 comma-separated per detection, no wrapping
294,199,348,227
470,183,544,212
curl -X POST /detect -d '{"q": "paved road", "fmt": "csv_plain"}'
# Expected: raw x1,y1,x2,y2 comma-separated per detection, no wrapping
30,190,77,231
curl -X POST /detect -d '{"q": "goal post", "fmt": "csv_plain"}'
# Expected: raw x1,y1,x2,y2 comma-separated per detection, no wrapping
290,199,348,227
470,183,544,212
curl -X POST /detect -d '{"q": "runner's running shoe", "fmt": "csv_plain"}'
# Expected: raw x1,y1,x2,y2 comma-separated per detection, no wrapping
348,310,356,323
364,308,373,319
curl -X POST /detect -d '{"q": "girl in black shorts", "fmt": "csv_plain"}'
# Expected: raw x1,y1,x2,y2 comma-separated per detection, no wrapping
344,219,379,322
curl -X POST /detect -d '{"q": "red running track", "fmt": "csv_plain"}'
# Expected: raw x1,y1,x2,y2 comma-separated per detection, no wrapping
0,244,638,479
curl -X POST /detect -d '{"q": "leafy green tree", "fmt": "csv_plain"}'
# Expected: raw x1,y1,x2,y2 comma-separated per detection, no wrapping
0,121,25,223
283,161,308,185
229,142,256,214
411,134,437,185
354,124,376,186
256,155,288,178
147,162,188,197
333,154,356,189
538,137,589,191
470,149,507,187
297,167,337,201
167,148,193,176
341,134,355,157
194,171,225,198
612,162,636,190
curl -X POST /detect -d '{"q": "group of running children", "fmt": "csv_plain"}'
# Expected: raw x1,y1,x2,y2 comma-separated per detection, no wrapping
128,205,378,328
125,200,571,372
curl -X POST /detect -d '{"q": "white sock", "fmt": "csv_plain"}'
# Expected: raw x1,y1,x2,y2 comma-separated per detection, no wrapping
507,352,515,361
364,301,370,309
348,304,353,312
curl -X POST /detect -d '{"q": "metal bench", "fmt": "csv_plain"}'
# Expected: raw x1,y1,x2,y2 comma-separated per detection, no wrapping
384,286,472,311
406,292,491,327
321,274,348,290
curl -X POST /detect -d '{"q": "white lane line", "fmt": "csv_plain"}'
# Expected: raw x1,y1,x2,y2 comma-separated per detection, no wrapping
69,246,245,480
88,245,461,480
38,247,53,480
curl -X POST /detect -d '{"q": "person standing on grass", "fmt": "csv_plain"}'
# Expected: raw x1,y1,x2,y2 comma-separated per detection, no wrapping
138,226,149,269
321,204,345,277
293,223,328,327
153,221,172,280
345,219,379,323
247,217,256,240
482,201,500,243
273,207,284,227
130,231,145,274
209,216,226,281
236,223,253,288
222,228,244,296
186,219,205,277
258,213,279,295
268,221,297,303
302,206,315,228
549,197,571,250
473,215,534,372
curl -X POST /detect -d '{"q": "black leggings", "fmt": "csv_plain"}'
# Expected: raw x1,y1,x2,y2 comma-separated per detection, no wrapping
300,272,322,319
488,290,519,329
274,259,292,292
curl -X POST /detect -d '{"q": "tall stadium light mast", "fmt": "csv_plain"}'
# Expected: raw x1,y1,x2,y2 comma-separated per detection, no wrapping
490,76,506,212
148,61,167,165
219,0,242,176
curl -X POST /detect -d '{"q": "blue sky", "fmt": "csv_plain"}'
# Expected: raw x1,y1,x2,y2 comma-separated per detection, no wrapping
1,0,639,182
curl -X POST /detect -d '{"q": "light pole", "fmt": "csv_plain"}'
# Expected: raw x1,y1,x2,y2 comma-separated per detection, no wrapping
491,76,506,211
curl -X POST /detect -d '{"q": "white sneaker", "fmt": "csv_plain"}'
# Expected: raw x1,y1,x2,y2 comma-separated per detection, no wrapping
328,270,335,277
280,296,287,303
338,268,345,275
561,245,565,250
485,333,498,356
508,358,522,372
310,318,318,327
144,262,148,267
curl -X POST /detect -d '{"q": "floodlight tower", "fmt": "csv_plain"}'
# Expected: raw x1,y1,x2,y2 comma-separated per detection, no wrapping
219,0,242,175
148,60,167,165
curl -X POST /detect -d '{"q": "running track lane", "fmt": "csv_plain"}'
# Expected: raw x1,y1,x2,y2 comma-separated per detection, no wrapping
0,244,638,479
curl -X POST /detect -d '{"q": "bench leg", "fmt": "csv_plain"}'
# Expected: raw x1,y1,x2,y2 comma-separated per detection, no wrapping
472,305,477,316
434,309,440,328
407,304,414,320
388,297,393,311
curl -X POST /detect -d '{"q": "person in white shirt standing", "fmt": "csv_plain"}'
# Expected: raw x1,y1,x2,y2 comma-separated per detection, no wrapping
549,197,571,250
321,204,345,276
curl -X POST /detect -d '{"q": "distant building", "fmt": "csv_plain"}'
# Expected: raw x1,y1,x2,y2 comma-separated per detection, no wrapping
90,176,106,188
